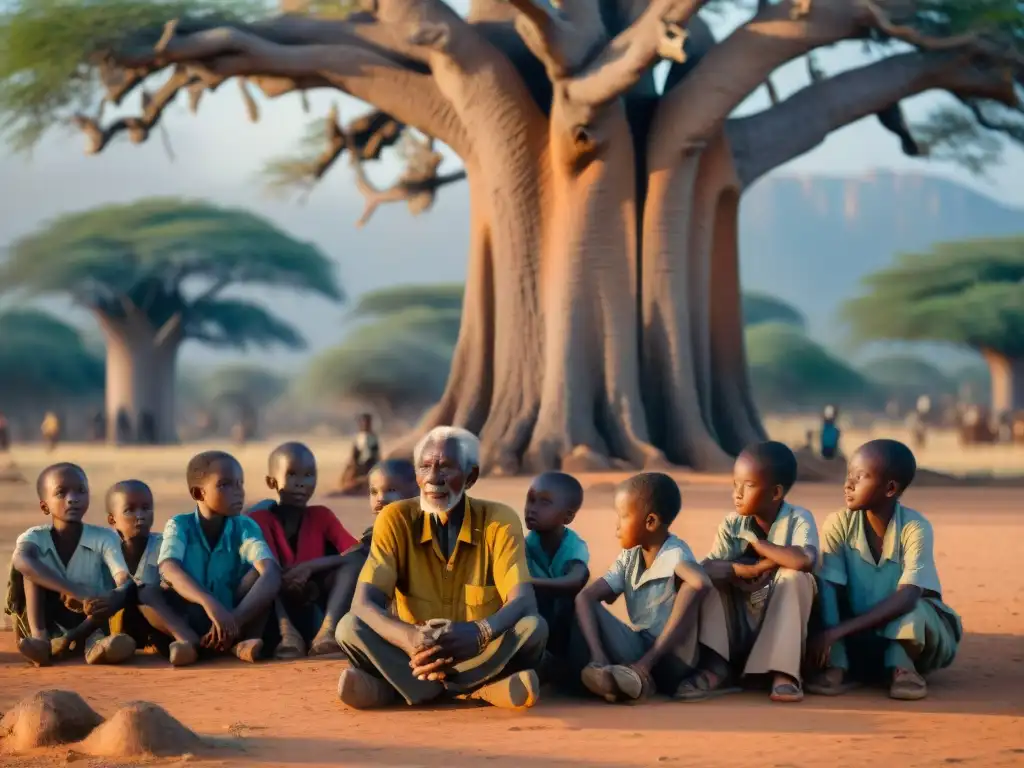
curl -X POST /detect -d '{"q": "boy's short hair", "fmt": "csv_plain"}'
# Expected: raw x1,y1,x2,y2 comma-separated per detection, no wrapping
186,450,239,488
267,441,315,471
36,462,85,500
619,472,681,526
371,458,416,485
535,471,584,512
859,439,917,491
105,479,152,513
741,440,799,492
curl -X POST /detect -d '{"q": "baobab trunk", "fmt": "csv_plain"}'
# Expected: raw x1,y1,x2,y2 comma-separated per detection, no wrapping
98,316,181,444
981,349,1024,415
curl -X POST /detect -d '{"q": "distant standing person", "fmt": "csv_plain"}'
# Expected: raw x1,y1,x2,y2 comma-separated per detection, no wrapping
0,413,10,452
339,414,380,494
820,405,841,460
92,410,105,443
41,412,61,452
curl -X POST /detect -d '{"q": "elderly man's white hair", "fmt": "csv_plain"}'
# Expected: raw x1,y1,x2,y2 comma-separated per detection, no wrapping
413,426,481,472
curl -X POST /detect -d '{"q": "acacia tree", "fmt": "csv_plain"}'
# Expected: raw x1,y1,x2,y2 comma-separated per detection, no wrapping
843,237,1024,414
3,0,1023,471
2,198,341,442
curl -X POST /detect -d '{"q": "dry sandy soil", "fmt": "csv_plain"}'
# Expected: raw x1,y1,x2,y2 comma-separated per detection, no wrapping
0,435,1022,767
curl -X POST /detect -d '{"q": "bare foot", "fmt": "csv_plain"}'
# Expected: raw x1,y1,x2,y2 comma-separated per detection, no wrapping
169,640,198,667
308,626,343,657
231,639,264,663
17,636,52,667
466,670,540,709
84,631,136,665
337,668,396,709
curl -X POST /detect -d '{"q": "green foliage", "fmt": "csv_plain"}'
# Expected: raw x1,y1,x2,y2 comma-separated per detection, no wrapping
842,237,1024,356
0,309,103,404
0,0,260,151
741,292,806,330
302,322,453,415
746,323,875,410
349,283,464,320
198,364,288,407
859,355,956,401
1,197,342,349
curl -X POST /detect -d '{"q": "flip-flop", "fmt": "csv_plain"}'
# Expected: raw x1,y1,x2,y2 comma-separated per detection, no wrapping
673,670,741,702
889,670,928,701
770,680,804,703
610,665,655,702
581,664,618,703
805,671,860,696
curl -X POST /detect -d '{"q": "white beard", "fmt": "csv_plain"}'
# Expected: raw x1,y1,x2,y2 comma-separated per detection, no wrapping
420,483,464,522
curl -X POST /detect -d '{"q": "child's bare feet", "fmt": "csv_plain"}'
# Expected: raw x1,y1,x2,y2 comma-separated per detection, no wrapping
17,636,52,667
308,625,343,657
231,638,264,663
889,668,927,700
168,640,198,667
769,673,804,703
84,631,136,665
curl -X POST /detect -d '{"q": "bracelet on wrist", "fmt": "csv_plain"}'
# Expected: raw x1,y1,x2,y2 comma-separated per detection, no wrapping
475,619,495,652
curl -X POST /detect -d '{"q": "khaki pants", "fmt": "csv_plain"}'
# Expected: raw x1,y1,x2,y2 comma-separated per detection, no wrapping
715,569,816,682
568,589,731,694
335,612,548,705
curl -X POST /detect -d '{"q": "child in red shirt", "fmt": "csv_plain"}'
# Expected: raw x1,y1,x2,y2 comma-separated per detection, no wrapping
248,442,361,657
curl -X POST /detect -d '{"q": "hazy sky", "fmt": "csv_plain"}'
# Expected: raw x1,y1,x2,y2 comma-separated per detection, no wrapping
2,5,1022,373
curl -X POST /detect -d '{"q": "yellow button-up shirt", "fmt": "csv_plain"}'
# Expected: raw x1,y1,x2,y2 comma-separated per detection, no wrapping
358,496,528,624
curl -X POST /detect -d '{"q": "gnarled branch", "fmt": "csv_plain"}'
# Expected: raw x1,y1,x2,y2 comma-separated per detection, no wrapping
563,0,706,106
349,133,466,227
727,50,1017,189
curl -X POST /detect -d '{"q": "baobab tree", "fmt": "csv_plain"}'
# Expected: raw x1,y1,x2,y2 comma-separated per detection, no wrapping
2,198,342,443
2,0,1022,471
843,236,1024,415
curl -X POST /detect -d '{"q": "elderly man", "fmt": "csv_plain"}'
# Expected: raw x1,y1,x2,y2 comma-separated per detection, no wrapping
335,426,547,709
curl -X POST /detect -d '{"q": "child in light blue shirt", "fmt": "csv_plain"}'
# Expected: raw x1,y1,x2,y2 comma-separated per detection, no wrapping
524,472,589,658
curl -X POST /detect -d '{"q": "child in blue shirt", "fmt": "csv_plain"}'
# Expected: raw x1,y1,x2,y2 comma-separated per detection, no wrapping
524,472,589,658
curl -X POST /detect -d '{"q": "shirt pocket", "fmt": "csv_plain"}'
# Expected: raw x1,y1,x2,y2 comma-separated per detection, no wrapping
463,584,501,622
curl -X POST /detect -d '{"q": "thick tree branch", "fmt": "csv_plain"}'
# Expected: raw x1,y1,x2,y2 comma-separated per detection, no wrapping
505,0,581,76
563,0,706,106
97,16,468,158
727,51,1017,188
653,0,866,157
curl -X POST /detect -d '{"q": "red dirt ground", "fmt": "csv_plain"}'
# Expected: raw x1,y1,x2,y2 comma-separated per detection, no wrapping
2,475,1022,767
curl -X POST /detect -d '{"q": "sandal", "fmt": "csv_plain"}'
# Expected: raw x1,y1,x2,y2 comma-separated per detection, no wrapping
610,665,655,702
770,677,804,703
889,668,927,701
805,668,859,696
673,669,740,702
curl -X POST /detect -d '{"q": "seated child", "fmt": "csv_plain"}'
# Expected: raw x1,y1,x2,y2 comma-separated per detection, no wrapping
159,450,281,663
806,439,961,701
694,441,818,703
573,472,721,703
105,480,202,666
6,463,136,666
524,472,589,658
365,459,419,548
248,442,361,657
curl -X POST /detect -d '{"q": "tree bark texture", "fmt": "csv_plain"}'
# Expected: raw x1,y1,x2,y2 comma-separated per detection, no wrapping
90,0,1020,470
98,315,182,444
982,350,1024,415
